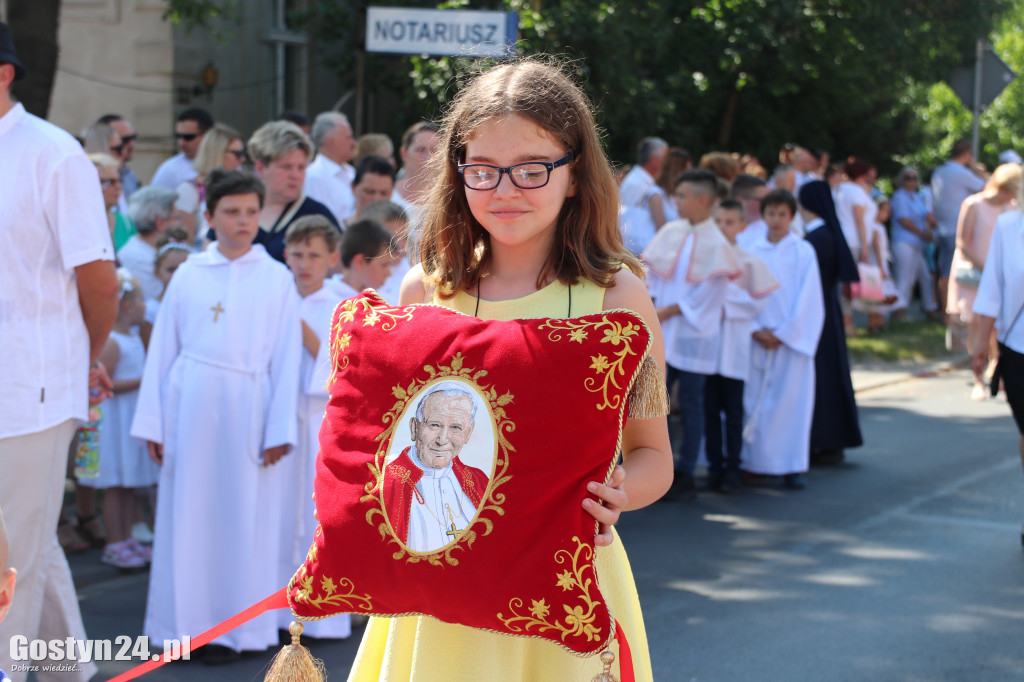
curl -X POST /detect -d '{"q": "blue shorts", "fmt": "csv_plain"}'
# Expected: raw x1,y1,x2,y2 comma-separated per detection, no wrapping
936,234,957,279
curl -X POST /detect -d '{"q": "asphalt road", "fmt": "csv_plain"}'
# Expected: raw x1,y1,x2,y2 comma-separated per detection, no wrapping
51,369,1024,681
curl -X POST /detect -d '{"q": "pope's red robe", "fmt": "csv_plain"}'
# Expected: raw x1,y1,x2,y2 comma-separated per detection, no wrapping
382,447,490,544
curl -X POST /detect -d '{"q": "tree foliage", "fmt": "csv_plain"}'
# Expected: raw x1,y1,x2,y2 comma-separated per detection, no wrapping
164,0,1011,169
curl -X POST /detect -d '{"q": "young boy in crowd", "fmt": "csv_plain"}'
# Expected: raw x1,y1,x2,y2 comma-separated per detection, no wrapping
327,218,399,301
643,169,740,499
360,200,411,304
741,190,824,489
704,200,778,493
280,215,352,639
131,169,302,662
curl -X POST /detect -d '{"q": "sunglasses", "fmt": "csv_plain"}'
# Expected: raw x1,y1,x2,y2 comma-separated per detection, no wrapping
100,178,122,187
228,149,246,160
175,133,199,141
120,134,137,144
110,144,126,155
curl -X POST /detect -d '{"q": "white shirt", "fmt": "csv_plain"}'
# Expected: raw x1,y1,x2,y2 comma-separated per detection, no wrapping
117,236,162,302
974,210,1024,354
304,154,356,224
835,182,875,252
619,165,656,208
150,152,197,190
0,103,115,438
404,446,477,553
652,218,732,374
932,160,985,237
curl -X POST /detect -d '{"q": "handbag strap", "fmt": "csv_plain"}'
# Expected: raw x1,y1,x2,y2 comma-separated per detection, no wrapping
1000,214,1024,339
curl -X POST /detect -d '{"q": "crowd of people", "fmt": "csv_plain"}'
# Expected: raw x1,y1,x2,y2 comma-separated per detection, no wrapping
4,15,1024,682
617,135,1023,496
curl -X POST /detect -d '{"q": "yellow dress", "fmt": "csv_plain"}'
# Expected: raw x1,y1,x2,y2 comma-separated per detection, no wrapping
346,279,655,682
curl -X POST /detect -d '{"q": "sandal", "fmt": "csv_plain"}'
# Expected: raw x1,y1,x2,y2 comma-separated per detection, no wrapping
58,520,89,554
101,540,147,570
75,514,107,549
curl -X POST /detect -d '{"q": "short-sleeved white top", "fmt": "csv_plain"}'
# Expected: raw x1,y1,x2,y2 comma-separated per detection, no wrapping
0,103,115,438
974,210,1024,354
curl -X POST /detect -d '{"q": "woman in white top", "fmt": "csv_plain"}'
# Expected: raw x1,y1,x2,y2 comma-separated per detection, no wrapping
835,158,878,335
174,123,245,246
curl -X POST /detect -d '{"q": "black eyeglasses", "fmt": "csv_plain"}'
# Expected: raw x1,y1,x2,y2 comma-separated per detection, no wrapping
228,149,246,160
457,152,575,191
121,135,137,144
175,133,199,141
110,144,126,155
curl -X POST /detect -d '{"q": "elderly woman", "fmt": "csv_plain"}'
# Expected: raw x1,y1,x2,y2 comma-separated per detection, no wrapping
970,195,1024,545
88,153,136,250
950,163,1021,399
175,123,245,245
119,187,182,302
242,120,339,262
890,165,940,321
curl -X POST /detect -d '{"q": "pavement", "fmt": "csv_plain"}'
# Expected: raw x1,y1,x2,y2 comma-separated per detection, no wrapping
25,357,1024,682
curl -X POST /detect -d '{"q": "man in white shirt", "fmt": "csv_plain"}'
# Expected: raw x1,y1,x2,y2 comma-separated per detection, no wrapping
119,187,182,302
619,137,667,208
304,111,357,224
0,23,118,681
150,107,213,189
932,139,986,314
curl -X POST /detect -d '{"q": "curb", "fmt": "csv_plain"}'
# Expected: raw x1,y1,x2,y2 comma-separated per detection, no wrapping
852,353,971,394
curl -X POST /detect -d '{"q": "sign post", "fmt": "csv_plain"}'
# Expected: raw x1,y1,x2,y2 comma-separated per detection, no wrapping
946,40,1017,158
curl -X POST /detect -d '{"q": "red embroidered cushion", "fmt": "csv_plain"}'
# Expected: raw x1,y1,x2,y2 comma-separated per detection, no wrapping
287,290,655,656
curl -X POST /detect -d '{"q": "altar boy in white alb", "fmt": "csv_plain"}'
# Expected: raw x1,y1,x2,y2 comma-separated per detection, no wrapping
741,190,824,489
280,215,351,640
131,170,301,661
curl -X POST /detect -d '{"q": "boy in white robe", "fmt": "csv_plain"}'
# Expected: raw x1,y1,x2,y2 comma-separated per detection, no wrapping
704,200,779,493
281,215,352,639
742,190,825,488
642,169,741,499
326,218,399,302
131,169,302,662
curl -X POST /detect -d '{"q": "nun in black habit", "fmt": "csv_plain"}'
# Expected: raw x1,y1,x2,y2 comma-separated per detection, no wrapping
798,181,864,462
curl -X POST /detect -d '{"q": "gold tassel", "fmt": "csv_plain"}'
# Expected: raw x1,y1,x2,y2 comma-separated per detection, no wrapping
627,355,669,420
264,621,325,682
591,650,619,682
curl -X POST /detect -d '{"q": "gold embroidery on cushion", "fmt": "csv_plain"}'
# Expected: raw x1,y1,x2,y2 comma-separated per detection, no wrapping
497,536,602,643
539,317,642,411
329,297,416,383
290,564,372,613
362,352,515,567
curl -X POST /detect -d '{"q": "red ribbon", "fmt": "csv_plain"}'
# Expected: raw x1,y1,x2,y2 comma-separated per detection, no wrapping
615,619,635,682
108,591,634,682
107,588,288,682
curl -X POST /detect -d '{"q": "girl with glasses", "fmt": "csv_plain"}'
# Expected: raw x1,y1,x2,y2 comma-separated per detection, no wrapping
350,58,672,682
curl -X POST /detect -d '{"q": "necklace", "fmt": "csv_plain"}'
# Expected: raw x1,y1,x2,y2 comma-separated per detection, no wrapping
474,278,572,317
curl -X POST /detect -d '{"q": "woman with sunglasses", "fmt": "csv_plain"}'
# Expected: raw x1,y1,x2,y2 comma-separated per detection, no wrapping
175,123,246,247
88,153,137,250
890,165,941,323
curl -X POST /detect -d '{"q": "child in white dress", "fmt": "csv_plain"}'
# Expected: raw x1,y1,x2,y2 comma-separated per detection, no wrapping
80,269,159,568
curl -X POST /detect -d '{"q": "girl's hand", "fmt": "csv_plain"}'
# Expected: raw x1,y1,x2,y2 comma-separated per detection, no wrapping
859,246,871,263
584,465,627,547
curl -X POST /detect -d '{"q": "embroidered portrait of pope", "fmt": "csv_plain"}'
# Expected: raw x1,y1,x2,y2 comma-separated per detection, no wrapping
382,380,494,553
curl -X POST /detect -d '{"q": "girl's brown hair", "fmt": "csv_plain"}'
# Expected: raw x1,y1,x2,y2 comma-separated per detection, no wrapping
419,57,642,297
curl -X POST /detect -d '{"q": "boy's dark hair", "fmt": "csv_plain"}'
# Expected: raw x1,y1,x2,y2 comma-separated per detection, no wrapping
341,219,397,267
730,173,767,199
205,169,265,214
354,154,396,186
760,188,797,216
178,108,214,133
285,215,341,252
716,198,746,219
280,110,310,128
674,168,718,196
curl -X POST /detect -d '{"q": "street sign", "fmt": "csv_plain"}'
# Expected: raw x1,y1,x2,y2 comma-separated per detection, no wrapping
365,7,518,58
947,45,1017,110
